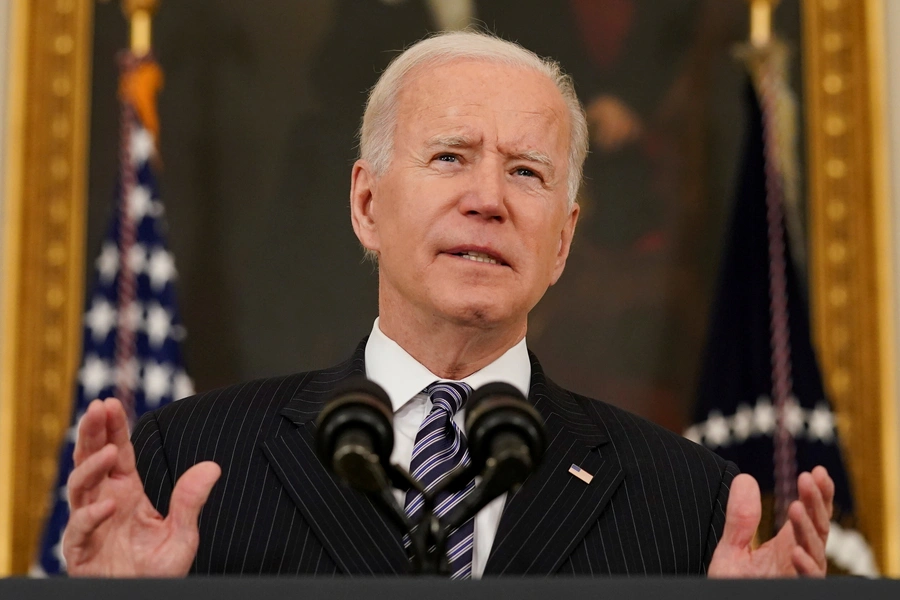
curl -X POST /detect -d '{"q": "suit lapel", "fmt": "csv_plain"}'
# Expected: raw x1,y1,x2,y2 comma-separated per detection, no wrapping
260,341,410,575
484,354,624,576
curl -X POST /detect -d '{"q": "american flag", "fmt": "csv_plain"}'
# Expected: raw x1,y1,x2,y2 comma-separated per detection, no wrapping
32,52,193,576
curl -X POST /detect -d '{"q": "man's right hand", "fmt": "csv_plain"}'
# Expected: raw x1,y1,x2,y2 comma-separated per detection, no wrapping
63,397,221,577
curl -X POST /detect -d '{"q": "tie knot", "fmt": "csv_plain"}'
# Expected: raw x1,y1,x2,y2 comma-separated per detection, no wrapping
425,381,472,416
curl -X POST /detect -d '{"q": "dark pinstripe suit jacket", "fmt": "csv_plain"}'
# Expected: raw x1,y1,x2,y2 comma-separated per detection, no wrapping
133,340,739,576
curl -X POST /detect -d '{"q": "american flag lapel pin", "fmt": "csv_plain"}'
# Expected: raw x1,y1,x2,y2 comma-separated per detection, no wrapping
568,463,593,484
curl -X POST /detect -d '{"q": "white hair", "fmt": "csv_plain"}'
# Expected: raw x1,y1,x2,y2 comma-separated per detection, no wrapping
358,30,589,206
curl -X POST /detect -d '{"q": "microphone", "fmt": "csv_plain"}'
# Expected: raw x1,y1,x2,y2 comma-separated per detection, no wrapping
314,378,546,576
437,382,546,534
315,379,395,493
465,382,546,491
314,378,432,573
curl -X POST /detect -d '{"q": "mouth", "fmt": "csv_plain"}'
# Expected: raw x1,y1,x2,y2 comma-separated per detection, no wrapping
444,247,509,267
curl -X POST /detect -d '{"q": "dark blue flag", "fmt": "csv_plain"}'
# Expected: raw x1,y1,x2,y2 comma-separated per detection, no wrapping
687,72,875,575
33,53,193,576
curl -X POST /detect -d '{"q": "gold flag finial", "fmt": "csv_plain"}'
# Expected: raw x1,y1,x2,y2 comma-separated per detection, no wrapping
121,0,159,56
746,0,781,47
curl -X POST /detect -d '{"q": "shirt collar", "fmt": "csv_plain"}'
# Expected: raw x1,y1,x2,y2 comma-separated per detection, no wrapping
364,317,531,413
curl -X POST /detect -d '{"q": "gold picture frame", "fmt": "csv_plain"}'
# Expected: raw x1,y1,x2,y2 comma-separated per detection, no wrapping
803,0,900,574
0,0,94,575
0,0,897,576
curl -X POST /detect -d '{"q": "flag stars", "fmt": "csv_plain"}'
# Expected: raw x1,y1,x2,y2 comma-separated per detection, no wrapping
66,421,78,444
69,411,86,445
704,411,730,448
127,243,148,274
683,425,701,445
173,370,195,400
128,185,153,222
146,303,173,348
732,404,754,442
143,362,173,408
826,521,878,576
84,298,117,343
96,242,119,284
52,537,67,570
688,396,840,449
130,127,155,165
784,397,804,436
79,355,110,399
28,564,48,578
808,403,836,442
147,248,177,291
754,397,776,435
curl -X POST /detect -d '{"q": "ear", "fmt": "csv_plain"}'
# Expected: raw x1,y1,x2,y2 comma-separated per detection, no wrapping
549,202,579,286
350,159,381,254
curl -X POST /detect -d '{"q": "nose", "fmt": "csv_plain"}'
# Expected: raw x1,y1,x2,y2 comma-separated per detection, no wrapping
457,158,509,222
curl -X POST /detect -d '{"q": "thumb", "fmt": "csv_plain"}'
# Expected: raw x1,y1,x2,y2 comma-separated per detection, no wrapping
167,461,221,534
720,473,762,550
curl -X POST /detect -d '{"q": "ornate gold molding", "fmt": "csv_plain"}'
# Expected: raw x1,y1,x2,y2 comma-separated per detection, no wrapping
0,0,93,576
803,0,899,575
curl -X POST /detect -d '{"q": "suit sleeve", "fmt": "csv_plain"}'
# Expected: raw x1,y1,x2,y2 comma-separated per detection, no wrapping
131,411,175,517
701,459,740,573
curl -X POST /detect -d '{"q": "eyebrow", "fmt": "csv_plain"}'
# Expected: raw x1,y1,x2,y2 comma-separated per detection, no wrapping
425,136,555,171
425,134,477,149
507,149,555,172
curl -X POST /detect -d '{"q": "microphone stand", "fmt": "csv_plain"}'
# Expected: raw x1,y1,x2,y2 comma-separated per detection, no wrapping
385,464,445,575
340,449,500,576
332,438,439,574
319,381,545,576
424,431,535,563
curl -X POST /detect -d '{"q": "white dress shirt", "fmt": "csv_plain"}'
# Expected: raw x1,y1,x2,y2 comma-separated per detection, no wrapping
364,318,531,579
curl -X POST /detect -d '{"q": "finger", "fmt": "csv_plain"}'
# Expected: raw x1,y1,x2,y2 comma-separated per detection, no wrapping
789,500,826,569
167,462,221,536
102,398,138,476
798,471,830,539
72,400,109,466
103,397,131,447
67,444,118,509
63,498,116,550
719,473,762,550
812,466,835,521
792,546,824,577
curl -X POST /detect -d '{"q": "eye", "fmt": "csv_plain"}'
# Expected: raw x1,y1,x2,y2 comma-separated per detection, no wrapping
514,167,539,178
435,153,459,163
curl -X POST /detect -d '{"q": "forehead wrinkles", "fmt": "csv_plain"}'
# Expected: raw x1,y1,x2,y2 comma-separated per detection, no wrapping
392,60,570,169
401,98,565,151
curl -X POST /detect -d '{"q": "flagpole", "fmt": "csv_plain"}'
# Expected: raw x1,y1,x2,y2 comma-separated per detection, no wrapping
741,0,802,530
122,0,158,57
747,0,780,48
111,0,162,419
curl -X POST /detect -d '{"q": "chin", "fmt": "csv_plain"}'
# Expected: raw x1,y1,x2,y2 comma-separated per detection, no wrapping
437,296,517,329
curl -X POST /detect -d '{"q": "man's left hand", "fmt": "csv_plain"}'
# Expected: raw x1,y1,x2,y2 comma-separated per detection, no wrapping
708,466,834,578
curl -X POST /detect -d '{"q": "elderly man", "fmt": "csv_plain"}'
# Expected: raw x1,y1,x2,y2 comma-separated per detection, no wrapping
63,31,833,578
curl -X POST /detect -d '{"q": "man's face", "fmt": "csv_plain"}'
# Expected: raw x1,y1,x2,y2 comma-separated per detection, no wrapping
351,59,579,331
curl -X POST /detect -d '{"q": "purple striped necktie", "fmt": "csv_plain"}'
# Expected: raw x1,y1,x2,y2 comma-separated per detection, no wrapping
404,381,475,579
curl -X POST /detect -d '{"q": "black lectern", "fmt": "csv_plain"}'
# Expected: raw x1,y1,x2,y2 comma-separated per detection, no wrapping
1,577,897,600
